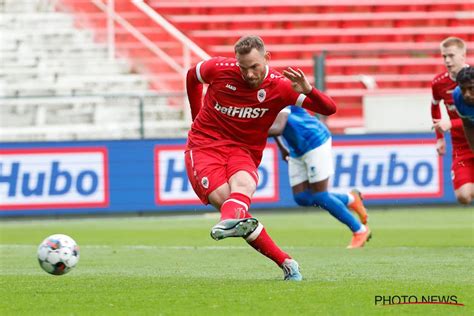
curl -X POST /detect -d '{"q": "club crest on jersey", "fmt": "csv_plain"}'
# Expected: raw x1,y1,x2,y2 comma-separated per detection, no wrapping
201,177,209,189
257,89,266,103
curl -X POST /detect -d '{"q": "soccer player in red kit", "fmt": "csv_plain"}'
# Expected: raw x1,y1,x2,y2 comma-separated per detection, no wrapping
185,35,337,281
431,37,474,205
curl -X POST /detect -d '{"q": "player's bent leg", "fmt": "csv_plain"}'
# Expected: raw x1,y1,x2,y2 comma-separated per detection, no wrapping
245,221,301,280
215,169,301,280
228,170,257,198
210,170,260,240
293,190,313,206
208,183,231,209
210,192,259,240
311,191,363,233
292,181,313,206
331,192,351,205
329,190,369,224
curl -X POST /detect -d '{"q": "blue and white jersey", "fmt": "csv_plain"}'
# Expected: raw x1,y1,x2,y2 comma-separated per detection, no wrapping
281,105,331,158
453,86,474,123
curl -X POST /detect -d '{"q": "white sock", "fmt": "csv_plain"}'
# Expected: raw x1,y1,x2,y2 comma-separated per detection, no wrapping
347,192,355,205
355,225,367,234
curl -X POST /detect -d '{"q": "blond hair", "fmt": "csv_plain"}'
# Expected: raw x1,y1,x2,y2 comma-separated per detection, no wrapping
440,37,467,53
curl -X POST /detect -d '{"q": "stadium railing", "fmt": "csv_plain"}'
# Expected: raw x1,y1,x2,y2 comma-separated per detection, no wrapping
0,91,189,142
56,0,209,93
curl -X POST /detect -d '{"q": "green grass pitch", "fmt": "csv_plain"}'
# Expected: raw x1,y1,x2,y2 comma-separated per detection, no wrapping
0,207,472,315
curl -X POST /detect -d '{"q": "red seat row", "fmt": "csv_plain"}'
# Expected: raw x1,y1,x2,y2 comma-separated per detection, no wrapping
61,0,474,132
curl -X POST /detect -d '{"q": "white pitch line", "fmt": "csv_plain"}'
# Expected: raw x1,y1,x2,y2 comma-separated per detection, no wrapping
0,244,249,250
1,245,472,251
0,244,326,250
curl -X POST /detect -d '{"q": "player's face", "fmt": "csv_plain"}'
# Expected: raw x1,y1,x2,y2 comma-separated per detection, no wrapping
236,48,269,89
441,45,465,77
460,81,474,105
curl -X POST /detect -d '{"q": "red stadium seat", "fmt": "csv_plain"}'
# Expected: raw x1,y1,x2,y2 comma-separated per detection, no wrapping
62,0,474,132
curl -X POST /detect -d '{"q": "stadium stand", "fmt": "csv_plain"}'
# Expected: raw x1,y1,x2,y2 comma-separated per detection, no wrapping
0,0,190,141
145,0,474,131
58,0,473,132
2,0,474,137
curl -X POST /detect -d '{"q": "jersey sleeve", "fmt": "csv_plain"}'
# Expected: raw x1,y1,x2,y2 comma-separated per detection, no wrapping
430,81,443,139
278,80,336,115
195,57,229,84
431,81,442,104
186,57,230,121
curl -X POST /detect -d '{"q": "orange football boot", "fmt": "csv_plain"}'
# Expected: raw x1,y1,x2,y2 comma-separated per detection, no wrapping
347,225,372,249
348,189,368,225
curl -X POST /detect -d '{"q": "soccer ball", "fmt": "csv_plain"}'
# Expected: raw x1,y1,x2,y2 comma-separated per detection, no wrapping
37,234,80,275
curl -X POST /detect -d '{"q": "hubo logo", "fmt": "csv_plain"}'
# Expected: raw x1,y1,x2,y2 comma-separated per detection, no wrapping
330,140,442,199
0,148,109,210
154,144,278,205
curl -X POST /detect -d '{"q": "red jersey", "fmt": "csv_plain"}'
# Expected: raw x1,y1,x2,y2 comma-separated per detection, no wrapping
186,57,336,164
431,71,468,147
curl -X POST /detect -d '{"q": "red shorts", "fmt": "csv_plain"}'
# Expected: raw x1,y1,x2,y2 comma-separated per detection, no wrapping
451,146,474,190
185,145,259,205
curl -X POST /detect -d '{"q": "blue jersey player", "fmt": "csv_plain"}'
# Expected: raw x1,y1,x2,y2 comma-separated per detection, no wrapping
454,66,474,152
268,106,371,248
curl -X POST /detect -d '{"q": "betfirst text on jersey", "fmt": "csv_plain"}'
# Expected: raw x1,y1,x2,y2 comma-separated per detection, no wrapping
331,140,442,199
154,144,278,205
0,148,109,210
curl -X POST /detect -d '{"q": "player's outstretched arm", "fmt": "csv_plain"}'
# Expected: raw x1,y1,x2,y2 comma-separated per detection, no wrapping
186,67,204,121
283,67,336,115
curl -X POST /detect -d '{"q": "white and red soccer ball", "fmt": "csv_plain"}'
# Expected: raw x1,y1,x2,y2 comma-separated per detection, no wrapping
37,234,80,275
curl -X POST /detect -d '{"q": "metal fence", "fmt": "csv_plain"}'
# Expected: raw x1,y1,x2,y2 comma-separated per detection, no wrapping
0,91,190,142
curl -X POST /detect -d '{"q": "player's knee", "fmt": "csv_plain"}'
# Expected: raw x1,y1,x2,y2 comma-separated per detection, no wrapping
230,172,257,194
208,186,231,208
293,191,313,207
456,194,472,205
311,191,330,208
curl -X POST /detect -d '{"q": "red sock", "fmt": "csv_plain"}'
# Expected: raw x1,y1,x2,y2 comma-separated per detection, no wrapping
220,192,251,220
220,193,291,266
246,226,291,266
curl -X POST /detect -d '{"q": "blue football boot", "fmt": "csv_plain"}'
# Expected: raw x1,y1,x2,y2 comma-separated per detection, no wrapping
281,259,303,281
